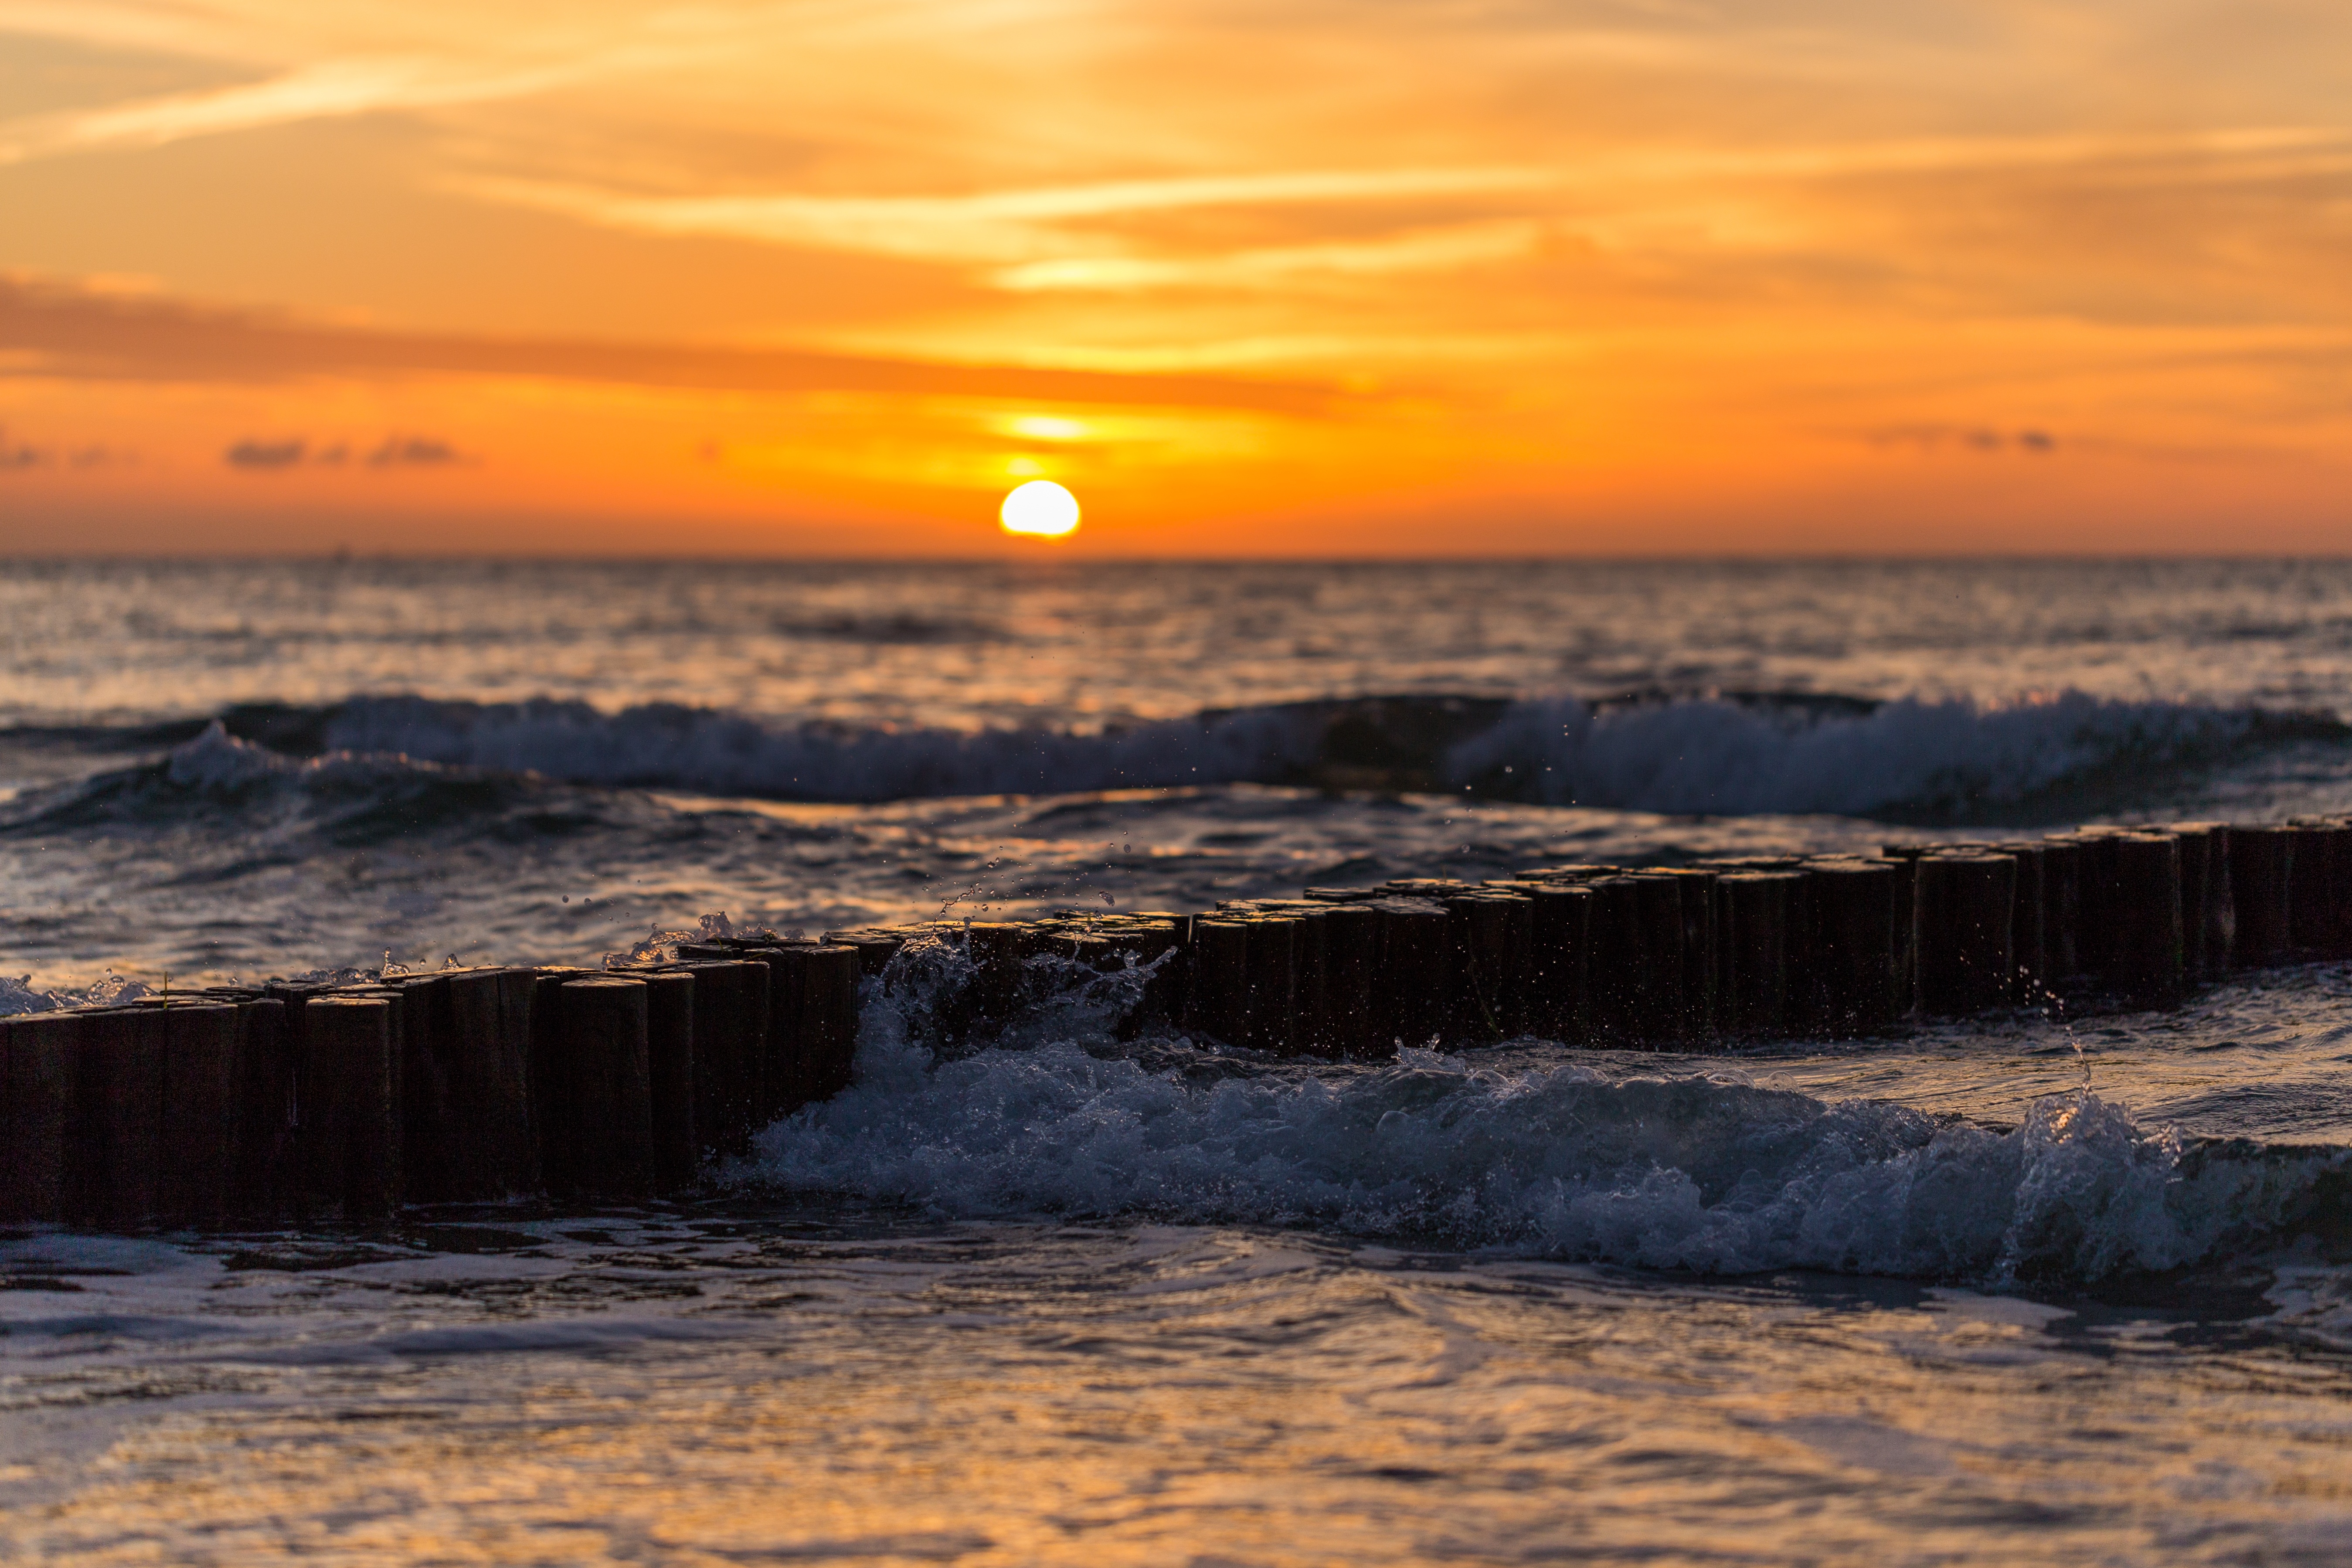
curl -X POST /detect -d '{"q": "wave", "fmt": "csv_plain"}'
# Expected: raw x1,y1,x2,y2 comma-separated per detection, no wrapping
9,688,2342,821
734,952,2349,1285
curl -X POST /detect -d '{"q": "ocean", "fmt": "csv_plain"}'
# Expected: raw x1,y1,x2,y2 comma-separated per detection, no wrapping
2,558,2349,1565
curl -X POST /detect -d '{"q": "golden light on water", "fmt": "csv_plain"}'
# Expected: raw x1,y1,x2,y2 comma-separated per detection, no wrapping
999,480,1081,538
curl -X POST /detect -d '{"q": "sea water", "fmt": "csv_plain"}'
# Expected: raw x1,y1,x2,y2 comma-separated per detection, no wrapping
1,559,2348,1565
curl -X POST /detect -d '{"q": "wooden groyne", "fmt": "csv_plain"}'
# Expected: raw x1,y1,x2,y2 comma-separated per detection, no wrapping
2,817,2344,1228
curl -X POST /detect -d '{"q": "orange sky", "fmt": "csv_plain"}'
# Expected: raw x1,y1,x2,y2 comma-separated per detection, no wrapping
2,0,2348,555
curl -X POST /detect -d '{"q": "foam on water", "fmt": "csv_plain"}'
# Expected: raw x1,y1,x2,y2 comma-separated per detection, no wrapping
740,952,2349,1286
177,688,2348,817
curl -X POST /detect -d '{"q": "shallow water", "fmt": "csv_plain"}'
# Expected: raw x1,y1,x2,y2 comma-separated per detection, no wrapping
3,560,2350,1564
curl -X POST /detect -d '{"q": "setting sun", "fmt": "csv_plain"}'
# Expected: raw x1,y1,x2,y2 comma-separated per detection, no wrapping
999,480,1081,538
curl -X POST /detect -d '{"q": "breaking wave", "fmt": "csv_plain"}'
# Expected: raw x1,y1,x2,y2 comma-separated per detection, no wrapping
8,689,2342,823
735,959,2349,1285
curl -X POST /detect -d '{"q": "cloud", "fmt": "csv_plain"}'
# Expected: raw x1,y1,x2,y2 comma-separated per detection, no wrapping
0,276,1335,415
1866,425,2060,454
368,435,459,466
224,436,305,468
0,54,578,166
457,166,1559,266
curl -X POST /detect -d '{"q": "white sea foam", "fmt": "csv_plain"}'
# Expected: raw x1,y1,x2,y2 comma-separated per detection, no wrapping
741,981,2342,1284
1445,690,2306,815
299,689,2330,814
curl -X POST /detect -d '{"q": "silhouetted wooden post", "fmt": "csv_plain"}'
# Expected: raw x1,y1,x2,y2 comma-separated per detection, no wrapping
1584,876,1646,1043
2289,820,2352,958
303,995,400,1222
1659,869,1719,1042
2108,832,2185,1002
682,959,767,1160
1810,861,1898,1036
2038,836,2083,980
1444,895,1512,1043
76,1007,165,1228
1718,872,1795,1037
641,969,697,1193
1373,898,1449,1052
158,1002,239,1225
557,976,654,1198
797,945,862,1101
2169,825,2213,975
1320,904,1378,1058
2229,824,2295,965
437,968,540,1197
1878,846,1925,1013
0,1013,74,1222
1915,853,2014,1014
1993,843,2046,1000
1242,917,1298,1052
1189,919,1250,1046
1629,874,1686,1045
1526,883,1593,1044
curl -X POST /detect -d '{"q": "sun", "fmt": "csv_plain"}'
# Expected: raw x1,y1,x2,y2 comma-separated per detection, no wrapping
999,479,1081,538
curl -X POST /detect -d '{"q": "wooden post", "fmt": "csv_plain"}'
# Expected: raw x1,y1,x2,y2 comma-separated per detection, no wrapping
682,959,767,1160
1809,861,1898,1036
0,1013,74,1222
2169,825,2213,975
1443,895,1513,1044
158,1003,240,1225
430,968,540,1198
1659,869,1719,1043
2289,821,2352,958
1188,919,1251,1046
303,995,400,1222
1877,846,1926,1014
1915,853,2015,1015
641,969,697,1193
75,1007,165,1229
795,946,862,1101
1583,875,1646,1043
2108,832,2185,1002
2229,824,2294,965
1319,905,1378,1058
557,976,654,1198
1629,874,1686,1046
1993,843,2047,1000
1526,883,1593,1044
1242,917,1298,1052
1372,898,1449,1052
2037,837,2083,980
1718,872,1795,1037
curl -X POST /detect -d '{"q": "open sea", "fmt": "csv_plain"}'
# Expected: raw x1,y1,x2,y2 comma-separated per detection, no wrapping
3,558,2350,1565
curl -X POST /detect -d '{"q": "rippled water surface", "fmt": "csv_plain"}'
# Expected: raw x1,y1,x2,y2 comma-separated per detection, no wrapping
3,560,2349,1564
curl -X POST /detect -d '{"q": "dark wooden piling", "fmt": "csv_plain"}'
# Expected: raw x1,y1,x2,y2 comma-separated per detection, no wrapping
225,996,293,1215
75,1007,165,1228
1628,874,1687,1045
1319,904,1378,1058
1525,883,1593,1043
2067,828,2131,980
554,976,655,1199
641,969,697,1193
1992,843,2047,1001
1583,875,1648,1043
1914,853,2015,1015
2107,832,2185,1002
2229,824,2295,966
1243,917,1298,1052
1444,895,1516,1043
0,1012,75,1222
1188,919,1251,1046
1372,898,1450,1051
2038,836,2084,980
1809,861,1899,1036
1717,872,1795,1037
2169,826,2213,976
2190,823,2235,971
302,995,401,1222
431,968,540,1199
796,945,862,1102
1658,869,1719,1043
158,1002,240,1225
2289,820,2352,959
396,972,459,1203
682,959,767,1160
1877,847,1925,1013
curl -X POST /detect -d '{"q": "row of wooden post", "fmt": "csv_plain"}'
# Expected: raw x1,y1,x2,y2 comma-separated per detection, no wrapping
0,942,862,1228
829,816,2352,1059
5,816,2346,1229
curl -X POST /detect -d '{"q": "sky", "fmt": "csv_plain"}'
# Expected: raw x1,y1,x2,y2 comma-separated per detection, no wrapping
1,0,2348,556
